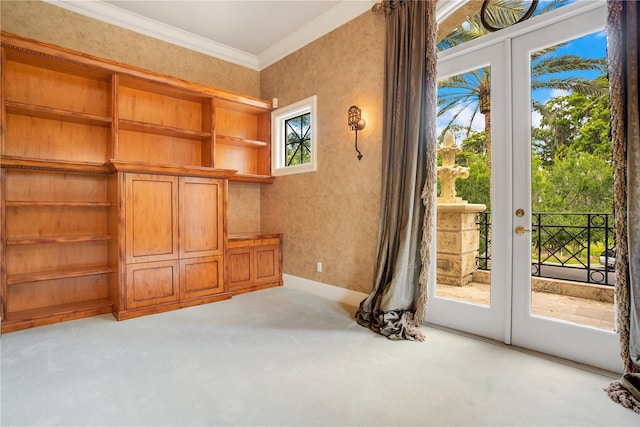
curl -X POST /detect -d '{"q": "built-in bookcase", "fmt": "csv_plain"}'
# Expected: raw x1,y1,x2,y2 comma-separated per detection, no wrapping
0,31,277,332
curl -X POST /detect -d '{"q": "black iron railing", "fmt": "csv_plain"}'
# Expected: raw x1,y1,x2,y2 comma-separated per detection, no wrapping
476,212,615,285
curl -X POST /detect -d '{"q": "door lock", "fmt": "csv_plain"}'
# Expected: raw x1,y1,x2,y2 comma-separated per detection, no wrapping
515,208,525,217
515,225,532,235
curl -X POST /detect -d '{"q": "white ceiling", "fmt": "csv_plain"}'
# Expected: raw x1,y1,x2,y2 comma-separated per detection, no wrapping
44,0,377,70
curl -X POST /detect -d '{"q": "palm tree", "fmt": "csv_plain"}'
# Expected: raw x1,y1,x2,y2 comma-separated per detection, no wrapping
437,0,608,167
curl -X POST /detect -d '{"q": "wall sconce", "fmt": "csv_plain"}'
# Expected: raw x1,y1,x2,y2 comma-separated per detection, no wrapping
348,105,366,160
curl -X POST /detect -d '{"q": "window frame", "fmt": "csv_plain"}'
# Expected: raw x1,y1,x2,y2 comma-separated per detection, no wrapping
271,95,317,176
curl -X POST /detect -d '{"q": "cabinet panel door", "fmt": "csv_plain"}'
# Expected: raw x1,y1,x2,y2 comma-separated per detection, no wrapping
126,260,179,308
179,177,223,258
126,174,179,263
180,256,224,299
254,244,281,285
226,247,253,291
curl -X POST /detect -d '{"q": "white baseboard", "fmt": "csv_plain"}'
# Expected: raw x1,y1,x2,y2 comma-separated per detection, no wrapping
283,274,368,307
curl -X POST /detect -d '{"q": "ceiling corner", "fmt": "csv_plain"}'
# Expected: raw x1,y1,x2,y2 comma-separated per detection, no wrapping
257,0,376,70
43,0,261,70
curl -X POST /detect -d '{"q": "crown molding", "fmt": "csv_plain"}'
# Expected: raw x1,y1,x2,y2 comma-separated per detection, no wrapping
43,0,261,70
257,1,375,69
43,0,376,71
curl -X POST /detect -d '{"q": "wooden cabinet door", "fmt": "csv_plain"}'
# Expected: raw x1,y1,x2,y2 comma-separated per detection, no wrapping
226,246,253,291
126,174,179,264
126,260,179,308
180,256,224,299
254,244,281,285
179,177,223,259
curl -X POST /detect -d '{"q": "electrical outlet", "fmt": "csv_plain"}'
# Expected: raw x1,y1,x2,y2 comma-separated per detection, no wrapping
317,262,323,273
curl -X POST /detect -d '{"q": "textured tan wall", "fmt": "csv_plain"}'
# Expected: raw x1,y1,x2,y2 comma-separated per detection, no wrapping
260,11,385,293
0,1,260,97
228,183,261,233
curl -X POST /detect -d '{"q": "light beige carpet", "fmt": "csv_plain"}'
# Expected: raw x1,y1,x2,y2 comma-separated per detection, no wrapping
1,286,638,426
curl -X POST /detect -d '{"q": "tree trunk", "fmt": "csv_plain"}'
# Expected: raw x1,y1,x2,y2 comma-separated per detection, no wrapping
479,77,491,168
484,111,491,168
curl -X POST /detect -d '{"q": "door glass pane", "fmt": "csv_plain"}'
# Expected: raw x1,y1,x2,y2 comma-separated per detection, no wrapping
529,30,615,330
436,66,492,306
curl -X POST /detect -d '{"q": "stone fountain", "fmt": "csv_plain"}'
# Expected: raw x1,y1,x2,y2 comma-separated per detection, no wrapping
436,131,487,287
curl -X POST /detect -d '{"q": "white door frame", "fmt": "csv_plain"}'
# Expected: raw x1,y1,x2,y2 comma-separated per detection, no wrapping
429,0,621,372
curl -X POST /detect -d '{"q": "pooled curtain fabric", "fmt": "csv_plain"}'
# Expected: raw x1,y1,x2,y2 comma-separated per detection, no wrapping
606,0,640,413
356,0,438,341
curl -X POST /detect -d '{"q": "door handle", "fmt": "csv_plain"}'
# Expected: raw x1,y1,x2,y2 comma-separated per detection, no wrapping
515,225,531,235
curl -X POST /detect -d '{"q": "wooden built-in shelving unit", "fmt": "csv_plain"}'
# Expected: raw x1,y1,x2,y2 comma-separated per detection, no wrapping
0,31,281,332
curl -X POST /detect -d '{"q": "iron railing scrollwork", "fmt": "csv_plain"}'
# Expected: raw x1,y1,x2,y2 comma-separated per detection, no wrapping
476,212,615,285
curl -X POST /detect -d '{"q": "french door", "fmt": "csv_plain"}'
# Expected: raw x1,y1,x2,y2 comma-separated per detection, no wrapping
427,1,621,373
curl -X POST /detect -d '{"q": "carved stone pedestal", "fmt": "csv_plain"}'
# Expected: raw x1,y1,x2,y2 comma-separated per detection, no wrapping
436,203,487,286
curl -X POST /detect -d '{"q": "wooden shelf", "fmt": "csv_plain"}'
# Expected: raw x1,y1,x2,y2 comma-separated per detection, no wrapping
229,173,276,184
229,232,284,241
6,299,113,319
6,201,111,207
0,156,110,173
7,234,112,245
5,100,112,127
119,119,211,140
7,265,114,285
214,97,271,114
217,134,268,148
2,298,113,333
106,160,237,179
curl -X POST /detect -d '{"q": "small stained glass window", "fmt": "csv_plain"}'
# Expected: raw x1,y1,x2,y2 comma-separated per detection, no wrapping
284,113,311,166
272,95,317,176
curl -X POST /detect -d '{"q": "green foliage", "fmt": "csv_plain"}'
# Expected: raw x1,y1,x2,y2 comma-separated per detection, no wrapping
449,96,612,215
455,151,491,209
532,148,613,213
532,81,610,165
460,130,487,155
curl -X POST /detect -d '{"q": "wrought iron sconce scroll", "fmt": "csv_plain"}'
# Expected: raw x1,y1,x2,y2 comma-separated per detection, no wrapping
348,105,366,160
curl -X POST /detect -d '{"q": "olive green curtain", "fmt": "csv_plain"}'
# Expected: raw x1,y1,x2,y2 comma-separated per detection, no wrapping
355,0,437,341
606,0,640,412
